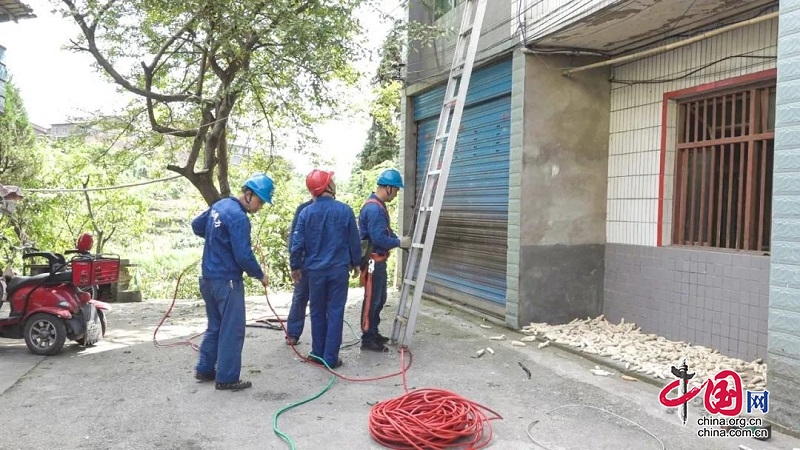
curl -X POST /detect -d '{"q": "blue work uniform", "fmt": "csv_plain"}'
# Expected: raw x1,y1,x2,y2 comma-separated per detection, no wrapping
290,196,361,367
286,199,314,341
191,197,264,384
358,193,400,345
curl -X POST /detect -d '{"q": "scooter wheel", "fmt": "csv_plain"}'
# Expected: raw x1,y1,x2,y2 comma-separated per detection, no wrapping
23,313,67,356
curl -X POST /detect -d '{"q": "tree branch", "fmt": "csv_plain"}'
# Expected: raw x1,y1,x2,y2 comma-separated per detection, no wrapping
141,62,198,137
145,15,199,75
195,40,210,98
61,0,194,104
250,80,276,157
81,176,99,237
217,125,230,197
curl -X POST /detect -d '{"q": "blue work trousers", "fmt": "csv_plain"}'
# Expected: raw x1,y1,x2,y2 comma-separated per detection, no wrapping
360,260,388,344
308,266,349,367
195,278,246,383
286,271,310,339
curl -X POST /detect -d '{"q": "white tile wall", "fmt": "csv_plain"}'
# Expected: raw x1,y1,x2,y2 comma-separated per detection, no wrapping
607,16,778,246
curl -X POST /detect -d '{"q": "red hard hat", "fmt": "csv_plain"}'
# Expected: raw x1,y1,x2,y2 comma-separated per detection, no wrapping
305,169,334,197
76,232,94,253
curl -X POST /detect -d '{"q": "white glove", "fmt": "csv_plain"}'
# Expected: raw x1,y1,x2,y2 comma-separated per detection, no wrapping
399,236,412,249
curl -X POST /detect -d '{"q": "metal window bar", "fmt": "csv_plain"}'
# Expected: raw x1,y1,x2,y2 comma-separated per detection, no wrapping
671,84,775,252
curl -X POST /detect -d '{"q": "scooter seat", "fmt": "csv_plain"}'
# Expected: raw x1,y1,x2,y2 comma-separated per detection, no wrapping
6,271,73,296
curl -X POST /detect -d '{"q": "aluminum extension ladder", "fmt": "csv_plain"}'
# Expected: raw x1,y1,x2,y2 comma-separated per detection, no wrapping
390,0,488,348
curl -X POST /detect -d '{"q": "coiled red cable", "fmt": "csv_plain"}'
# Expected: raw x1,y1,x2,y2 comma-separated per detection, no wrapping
368,387,502,450
367,348,503,450
156,253,502,449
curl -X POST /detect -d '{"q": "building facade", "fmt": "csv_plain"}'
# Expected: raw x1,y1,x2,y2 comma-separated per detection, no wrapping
402,0,799,432
0,0,35,114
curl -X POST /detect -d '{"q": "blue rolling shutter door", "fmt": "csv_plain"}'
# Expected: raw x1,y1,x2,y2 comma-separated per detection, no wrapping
412,58,511,315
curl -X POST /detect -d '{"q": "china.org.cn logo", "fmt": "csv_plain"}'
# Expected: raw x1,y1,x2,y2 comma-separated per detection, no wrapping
658,359,769,438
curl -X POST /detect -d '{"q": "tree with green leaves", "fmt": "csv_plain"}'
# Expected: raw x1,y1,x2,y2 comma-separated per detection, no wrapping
0,78,40,186
356,20,404,171
56,0,366,205
0,78,44,248
19,135,151,255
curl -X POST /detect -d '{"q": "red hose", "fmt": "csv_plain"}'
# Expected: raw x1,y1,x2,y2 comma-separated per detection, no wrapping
155,254,502,449
152,259,203,350
152,256,414,383
367,348,503,450
262,284,414,383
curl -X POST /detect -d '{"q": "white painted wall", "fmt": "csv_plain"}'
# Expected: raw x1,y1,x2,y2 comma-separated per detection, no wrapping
606,16,778,246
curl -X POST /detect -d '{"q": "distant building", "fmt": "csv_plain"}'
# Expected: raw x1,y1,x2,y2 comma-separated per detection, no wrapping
0,0,34,23
48,122,83,138
29,122,48,137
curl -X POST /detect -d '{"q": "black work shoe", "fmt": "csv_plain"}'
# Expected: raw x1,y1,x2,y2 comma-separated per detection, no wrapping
361,341,389,353
215,380,252,391
195,370,215,382
285,336,299,345
307,354,344,369
376,333,390,344
328,358,344,369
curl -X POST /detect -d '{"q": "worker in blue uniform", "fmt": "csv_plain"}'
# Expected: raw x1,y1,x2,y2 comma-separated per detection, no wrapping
191,173,273,391
290,169,361,369
285,195,314,345
359,168,411,353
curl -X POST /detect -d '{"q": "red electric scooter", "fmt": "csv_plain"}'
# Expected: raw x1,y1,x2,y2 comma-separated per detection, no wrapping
0,233,117,356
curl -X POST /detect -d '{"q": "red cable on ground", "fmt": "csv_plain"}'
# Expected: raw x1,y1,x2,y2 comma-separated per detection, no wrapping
152,255,413,382
155,253,502,449
152,259,204,350
367,348,503,450
262,285,414,383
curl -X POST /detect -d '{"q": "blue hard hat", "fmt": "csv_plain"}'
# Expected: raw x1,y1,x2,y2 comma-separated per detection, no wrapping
243,173,274,204
377,169,404,189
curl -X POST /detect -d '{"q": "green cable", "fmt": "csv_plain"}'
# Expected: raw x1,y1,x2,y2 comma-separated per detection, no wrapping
272,319,361,449
273,356,336,450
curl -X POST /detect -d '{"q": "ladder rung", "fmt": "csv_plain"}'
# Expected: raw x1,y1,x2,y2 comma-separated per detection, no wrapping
460,26,473,37
411,243,425,249
443,96,458,105
428,169,441,176
435,133,449,141
402,279,416,286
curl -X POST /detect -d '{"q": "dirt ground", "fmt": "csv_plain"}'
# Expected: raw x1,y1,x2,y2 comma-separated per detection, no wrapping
1,288,799,450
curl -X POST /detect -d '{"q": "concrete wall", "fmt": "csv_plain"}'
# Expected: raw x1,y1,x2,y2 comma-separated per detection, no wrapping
605,244,770,361
767,0,800,432
406,0,516,87
508,52,610,327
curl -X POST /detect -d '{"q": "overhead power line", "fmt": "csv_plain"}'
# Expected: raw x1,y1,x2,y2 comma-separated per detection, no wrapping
23,174,184,194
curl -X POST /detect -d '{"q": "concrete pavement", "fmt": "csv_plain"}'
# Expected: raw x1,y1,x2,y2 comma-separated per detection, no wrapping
0,288,798,450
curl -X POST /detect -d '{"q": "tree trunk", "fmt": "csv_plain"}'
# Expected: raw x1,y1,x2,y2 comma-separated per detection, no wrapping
95,230,105,254
189,170,222,206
